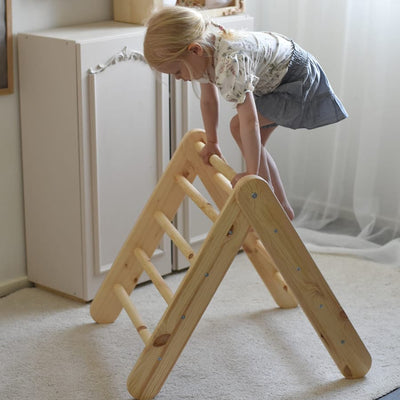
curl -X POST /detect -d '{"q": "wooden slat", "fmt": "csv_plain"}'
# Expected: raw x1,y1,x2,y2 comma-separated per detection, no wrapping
194,141,234,194
154,210,195,265
209,153,236,182
134,248,174,305
211,171,234,197
175,174,219,222
113,283,151,345
235,176,372,379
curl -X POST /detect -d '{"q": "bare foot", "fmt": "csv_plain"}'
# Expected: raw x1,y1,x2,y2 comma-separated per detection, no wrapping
282,201,295,221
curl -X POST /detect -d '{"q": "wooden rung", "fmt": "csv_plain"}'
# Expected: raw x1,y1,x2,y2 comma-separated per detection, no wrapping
194,141,236,182
212,171,234,196
209,153,236,182
176,175,219,222
113,283,151,345
134,248,174,305
154,210,196,264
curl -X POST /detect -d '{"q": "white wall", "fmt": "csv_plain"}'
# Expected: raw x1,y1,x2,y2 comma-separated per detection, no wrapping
0,0,112,295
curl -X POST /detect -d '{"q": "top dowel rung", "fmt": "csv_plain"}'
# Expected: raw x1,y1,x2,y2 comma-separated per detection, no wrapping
175,175,219,223
194,141,237,182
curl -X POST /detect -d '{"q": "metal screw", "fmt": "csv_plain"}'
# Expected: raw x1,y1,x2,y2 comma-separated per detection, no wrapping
251,192,258,199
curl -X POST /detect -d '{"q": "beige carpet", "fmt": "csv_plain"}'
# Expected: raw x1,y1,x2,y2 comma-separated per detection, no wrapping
1,252,399,400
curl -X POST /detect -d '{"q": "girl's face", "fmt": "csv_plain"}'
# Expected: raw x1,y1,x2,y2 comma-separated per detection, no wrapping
157,44,210,81
157,60,193,81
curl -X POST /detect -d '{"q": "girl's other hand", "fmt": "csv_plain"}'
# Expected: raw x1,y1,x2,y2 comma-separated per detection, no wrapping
231,172,251,188
200,141,222,165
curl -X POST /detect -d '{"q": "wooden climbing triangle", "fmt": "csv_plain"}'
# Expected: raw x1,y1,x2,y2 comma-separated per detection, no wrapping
90,129,371,400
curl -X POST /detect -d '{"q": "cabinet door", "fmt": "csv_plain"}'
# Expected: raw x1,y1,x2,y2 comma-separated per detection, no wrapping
79,34,171,298
173,15,254,270
19,34,84,298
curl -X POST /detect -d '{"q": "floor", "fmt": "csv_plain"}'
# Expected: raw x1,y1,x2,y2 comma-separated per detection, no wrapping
378,388,400,399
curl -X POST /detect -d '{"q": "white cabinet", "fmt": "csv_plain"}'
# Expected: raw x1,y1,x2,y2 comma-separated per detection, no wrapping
18,15,254,300
19,22,171,301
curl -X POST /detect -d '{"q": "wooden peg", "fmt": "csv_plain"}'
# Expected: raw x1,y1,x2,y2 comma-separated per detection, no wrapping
113,283,151,345
154,210,196,264
134,248,174,305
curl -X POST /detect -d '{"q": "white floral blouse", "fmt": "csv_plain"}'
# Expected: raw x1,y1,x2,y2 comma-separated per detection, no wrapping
199,30,293,105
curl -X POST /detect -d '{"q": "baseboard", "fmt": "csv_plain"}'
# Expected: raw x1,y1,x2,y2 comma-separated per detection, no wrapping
0,276,33,298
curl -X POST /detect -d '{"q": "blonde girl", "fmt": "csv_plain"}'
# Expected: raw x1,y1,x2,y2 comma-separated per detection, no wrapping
144,6,348,220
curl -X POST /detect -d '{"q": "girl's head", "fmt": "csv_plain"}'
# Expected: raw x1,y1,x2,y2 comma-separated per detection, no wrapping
144,6,215,81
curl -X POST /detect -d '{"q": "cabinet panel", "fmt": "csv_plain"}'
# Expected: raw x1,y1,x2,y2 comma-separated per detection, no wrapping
90,63,162,273
19,35,84,298
173,14,255,270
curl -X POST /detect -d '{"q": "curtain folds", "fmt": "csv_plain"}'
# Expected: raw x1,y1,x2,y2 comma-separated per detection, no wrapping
258,0,400,265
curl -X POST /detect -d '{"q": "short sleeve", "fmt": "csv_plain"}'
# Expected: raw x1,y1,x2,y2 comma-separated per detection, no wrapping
215,53,259,104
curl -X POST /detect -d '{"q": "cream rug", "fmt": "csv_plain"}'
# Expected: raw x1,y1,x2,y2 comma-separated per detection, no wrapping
1,252,399,400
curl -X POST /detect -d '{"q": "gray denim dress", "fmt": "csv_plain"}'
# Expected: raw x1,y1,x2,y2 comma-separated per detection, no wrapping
201,30,348,130
254,41,348,129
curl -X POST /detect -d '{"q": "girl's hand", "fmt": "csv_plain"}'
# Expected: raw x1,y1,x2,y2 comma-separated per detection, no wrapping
231,172,252,188
200,141,222,165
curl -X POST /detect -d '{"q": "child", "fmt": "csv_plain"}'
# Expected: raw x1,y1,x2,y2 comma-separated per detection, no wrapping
143,6,348,220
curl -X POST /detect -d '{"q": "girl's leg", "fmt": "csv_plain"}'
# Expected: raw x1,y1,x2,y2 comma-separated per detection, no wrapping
230,114,295,220
230,115,273,185
260,128,295,220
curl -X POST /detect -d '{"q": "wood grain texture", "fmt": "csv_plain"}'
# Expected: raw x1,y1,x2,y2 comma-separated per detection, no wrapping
134,248,174,305
188,132,297,309
234,176,372,379
127,186,250,400
113,283,151,344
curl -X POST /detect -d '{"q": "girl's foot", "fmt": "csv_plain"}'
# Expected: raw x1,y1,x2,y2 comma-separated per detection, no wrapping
281,201,295,221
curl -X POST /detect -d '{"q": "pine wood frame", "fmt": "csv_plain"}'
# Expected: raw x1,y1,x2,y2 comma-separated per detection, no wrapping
0,0,12,95
90,129,371,400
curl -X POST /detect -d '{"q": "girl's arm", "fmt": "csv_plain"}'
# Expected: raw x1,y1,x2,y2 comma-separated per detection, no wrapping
199,83,222,163
232,92,262,186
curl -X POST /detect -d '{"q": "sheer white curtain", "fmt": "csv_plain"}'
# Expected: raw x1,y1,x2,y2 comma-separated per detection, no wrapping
254,0,400,265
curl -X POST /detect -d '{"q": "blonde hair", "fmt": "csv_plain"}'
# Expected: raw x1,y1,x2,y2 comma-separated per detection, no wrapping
144,6,216,68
